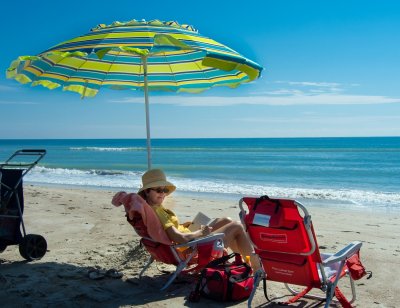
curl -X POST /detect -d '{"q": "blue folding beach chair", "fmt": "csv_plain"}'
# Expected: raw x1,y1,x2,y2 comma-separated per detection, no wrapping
0,149,48,260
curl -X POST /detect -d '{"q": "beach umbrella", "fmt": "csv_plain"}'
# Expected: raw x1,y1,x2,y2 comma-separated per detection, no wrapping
6,19,263,169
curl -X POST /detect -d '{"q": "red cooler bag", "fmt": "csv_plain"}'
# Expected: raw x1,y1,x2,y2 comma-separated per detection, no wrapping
190,252,254,302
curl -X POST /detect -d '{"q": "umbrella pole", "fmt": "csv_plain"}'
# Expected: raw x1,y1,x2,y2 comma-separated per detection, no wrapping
143,56,152,170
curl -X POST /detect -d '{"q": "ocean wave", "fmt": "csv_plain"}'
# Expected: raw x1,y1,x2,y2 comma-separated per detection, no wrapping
70,147,146,152
171,178,400,207
28,166,142,188
68,144,400,153
24,166,400,209
68,146,263,152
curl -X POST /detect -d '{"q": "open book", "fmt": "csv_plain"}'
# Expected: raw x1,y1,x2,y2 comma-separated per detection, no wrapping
188,211,213,231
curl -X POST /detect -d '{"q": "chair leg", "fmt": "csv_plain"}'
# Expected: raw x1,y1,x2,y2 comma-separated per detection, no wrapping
139,256,154,278
247,269,265,308
349,275,357,303
324,284,335,308
160,261,188,291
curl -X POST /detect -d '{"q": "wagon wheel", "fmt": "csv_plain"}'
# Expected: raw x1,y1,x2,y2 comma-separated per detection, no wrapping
19,234,47,261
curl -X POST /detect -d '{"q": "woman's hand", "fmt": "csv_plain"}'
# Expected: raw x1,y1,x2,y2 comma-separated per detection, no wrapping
165,225,212,244
181,221,192,228
200,225,212,236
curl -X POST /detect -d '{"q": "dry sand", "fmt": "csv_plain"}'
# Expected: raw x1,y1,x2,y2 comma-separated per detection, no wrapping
0,185,398,307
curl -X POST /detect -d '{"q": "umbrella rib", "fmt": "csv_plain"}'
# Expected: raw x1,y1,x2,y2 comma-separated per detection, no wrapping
162,52,179,90
62,51,100,96
97,49,121,88
191,50,212,89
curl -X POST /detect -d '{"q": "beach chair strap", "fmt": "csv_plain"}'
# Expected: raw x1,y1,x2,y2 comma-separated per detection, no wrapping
334,286,353,308
285,285,312,304
328,269,353,308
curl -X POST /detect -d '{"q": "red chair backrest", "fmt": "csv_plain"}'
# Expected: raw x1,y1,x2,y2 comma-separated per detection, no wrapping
242,196,322,287
128,212,150,238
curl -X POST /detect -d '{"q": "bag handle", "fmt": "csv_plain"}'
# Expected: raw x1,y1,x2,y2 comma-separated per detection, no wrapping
228,262,252,283
206,252,237,268
207,253,252,280
253,195,281,213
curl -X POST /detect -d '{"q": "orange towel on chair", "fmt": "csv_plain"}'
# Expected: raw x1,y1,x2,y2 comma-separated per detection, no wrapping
112,191,171,245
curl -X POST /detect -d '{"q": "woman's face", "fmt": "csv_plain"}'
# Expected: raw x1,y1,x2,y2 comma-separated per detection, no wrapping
145,187,168,206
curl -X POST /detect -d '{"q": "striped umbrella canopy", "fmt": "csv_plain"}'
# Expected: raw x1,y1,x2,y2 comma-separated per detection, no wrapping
7,19,263,169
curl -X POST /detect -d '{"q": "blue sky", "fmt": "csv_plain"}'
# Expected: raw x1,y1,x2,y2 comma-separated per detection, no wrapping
1,0,399,139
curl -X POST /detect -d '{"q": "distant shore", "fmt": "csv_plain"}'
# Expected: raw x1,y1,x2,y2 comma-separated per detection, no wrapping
0,184,398,307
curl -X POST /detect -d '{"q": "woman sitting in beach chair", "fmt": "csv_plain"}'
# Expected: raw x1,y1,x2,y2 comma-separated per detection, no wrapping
115,169,261,273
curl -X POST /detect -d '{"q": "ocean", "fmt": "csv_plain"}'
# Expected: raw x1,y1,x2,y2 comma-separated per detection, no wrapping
0,137,399,211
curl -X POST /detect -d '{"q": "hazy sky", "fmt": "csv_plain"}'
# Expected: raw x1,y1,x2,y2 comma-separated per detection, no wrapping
1,0,399,139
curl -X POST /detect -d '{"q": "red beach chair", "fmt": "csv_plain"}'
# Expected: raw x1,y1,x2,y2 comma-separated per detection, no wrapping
239,195,367,308
112,192,224,290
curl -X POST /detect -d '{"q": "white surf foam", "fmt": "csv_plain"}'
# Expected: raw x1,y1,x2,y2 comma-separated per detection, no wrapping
25,166,400,209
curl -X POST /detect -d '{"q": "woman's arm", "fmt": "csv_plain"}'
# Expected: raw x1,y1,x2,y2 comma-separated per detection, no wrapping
165,225,212,244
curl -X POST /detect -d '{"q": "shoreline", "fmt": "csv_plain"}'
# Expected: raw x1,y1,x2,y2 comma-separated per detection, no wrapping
0,184,399,307
25,182,400,214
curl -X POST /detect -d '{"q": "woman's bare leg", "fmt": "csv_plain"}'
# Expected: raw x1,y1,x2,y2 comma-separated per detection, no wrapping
212,221,261,271
209,217,232,230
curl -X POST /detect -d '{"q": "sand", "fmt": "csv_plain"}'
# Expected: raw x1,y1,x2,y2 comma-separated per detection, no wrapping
0,185,398,307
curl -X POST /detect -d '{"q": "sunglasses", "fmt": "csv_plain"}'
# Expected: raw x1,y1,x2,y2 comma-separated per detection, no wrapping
149,187,170,194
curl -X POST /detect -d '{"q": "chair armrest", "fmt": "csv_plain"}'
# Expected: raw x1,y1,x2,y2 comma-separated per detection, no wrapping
322,241,362,265
174,233,224,248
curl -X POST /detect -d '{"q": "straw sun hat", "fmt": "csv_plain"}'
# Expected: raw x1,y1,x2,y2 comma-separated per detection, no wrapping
138,169,176,196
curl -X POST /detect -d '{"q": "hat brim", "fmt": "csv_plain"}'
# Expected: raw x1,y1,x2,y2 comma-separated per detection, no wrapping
138,180,176,196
